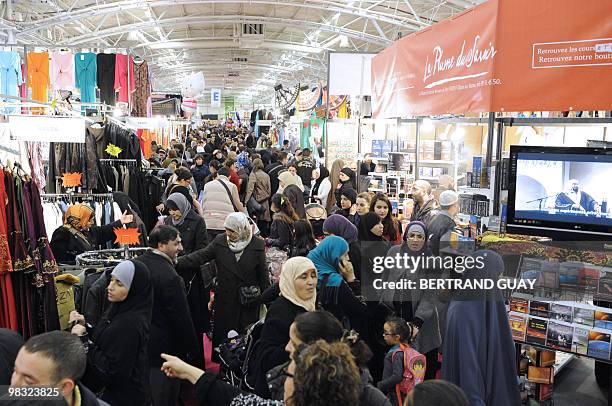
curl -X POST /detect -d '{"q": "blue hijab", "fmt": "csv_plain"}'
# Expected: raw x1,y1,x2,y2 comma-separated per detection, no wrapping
307,236,349,288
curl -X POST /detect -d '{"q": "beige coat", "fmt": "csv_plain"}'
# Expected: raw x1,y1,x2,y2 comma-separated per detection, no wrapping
245,170,272,222
202,175,246,231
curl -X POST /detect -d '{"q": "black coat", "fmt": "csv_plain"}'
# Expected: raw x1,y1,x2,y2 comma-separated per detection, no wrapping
164,210,208,255
254,297,306,398
267,217,293,250
177,234,270,348
83,269,112,327
78,381,110,406
264,162,284,199
427,212,457,255
50,221,122,264
0,329,23,385
135,250,200,367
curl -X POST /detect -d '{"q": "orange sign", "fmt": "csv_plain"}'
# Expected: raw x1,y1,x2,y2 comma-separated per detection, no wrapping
372,0,612,117
61,172,82,187
113,228,141,246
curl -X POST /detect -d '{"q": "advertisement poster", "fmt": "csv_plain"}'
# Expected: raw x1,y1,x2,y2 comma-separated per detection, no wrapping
301,118,326,165
325,120,358,167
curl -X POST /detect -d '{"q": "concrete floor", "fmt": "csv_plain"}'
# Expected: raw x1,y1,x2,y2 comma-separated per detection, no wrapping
554,357,608,406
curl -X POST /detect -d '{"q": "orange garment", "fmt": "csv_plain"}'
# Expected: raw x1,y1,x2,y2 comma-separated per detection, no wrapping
27,52,50,103
139,129,153,159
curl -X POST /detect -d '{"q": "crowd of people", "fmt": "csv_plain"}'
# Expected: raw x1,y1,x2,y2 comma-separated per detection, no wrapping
2,122,521,406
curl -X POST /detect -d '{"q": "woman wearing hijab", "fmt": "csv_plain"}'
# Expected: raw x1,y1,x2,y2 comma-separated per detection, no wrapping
50,204,134,264
334,168,357,210
310,166,330,205
323,214,361,280
383,221,443,380
177,212,270,350
253,257,318,397
335,188,357,223
308,236,368,335
442,250,521,406
278,171,306,219
70,260,153,406
164,193,208,255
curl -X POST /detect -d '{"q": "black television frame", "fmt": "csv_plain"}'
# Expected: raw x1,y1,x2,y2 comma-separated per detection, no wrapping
507,145,612,241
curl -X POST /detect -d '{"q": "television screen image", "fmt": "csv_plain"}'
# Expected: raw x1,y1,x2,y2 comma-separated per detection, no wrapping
507,146,612,239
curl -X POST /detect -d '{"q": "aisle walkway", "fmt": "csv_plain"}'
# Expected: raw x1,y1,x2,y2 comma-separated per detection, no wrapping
555,358,607,405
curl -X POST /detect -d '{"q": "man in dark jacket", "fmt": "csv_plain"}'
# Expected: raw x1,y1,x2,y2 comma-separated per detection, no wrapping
265,151,288,198
136,225,201,406
296,148,316,197
410,180,438,226
9,331,108,405
428,190,460,255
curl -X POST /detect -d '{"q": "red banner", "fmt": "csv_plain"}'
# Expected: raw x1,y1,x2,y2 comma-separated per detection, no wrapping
372,0,612,117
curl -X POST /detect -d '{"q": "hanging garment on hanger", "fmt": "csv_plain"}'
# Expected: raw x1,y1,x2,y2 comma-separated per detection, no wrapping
74,53,97,105
27,52,50,103
50,51,75,91
131,59,150,117
114,54,134,103
96,53,116,106
0,51,23,114
0,168,17,331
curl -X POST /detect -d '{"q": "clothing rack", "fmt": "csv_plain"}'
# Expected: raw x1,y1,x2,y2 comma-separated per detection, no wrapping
99,159,137,162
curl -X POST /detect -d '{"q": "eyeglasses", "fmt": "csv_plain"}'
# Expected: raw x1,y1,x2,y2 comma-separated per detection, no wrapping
383,332,398,336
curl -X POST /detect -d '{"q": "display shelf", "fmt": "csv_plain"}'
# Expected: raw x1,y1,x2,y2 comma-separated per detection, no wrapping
458,186,493,197
419,159,457,165
553,352,575,376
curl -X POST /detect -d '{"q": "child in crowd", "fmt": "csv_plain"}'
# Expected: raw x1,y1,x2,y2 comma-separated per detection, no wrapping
378,317,426,406
289,219,317,258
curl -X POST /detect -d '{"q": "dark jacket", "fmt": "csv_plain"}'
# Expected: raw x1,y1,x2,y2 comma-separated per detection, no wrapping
296,157,316,187
78,381,111,406
254,297,306,398
410,198,438,227
50,221,122,264
191,164,209,194
0,329,23,385
427,211,457,255
164,210,208,255
83,268,112,327
283,184,306,219
135,250,200,367
177,234,270,348
265,162,284,198
267,216,293,250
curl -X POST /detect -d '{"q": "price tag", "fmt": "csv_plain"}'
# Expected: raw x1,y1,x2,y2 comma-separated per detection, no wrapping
113,228,141,246
61,172,82,187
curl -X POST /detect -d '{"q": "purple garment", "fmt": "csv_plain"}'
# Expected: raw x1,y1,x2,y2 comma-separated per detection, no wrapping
323,214,358,244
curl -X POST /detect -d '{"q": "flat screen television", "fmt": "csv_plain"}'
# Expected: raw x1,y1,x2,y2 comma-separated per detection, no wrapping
507,146,612,240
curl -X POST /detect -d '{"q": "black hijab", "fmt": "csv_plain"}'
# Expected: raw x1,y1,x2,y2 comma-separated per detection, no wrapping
94,260,153,340
357,212,383,242
340,167,357,189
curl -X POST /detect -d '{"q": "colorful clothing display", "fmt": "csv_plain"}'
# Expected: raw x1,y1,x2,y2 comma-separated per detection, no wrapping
131,59,150,117
114,53,134,104
50,51,75,91
96,53,116,106
0,51,23,113
27,52,50,103
74,52,97,105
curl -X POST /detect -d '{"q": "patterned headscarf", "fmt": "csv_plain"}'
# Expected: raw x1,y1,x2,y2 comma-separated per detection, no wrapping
64,204,94,230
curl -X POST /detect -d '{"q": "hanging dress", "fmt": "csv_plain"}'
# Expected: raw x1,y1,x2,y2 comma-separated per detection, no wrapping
27,52,50,103
114,54,134,104
0,51,23,114
0,169,17,330
97,53,116,106
75,53,97,105
50,51,75,91
131,59,150,117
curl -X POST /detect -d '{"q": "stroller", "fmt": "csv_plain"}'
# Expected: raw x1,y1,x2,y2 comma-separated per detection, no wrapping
217,319,265,390
305,203,327,238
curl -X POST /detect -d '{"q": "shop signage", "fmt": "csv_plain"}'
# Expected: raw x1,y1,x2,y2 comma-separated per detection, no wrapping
126,117,166,129
105,144,122,158
8,116,85,143
371,0,612,117
61,172,82,187
113,228,141,246
211,88,221,107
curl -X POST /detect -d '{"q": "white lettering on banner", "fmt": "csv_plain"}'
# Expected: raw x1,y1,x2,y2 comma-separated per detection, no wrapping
9,116,85,143
423,35,498,88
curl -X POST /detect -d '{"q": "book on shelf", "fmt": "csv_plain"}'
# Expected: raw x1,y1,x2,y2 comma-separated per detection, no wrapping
529,300,551,318
594,310,612,330
598,267,612,298
501,157,510,190
546,320,573,351
550,303,573,323
526,316,548,346
573,305,595,327
587,329,611,359
472,156,482,188
572,326,589,355
510,297,529,314
509,312,527,341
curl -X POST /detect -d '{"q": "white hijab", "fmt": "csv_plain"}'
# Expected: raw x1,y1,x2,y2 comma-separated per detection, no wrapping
280,257,317,312
224,212,253,257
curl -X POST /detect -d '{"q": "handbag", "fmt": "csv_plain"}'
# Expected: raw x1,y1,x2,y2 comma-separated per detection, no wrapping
239,285,262,308
247,196,266,217
199,261,217,289
218,179,261,237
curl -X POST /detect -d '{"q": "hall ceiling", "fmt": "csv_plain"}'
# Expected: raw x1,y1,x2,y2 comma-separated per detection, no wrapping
0,0,484,102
